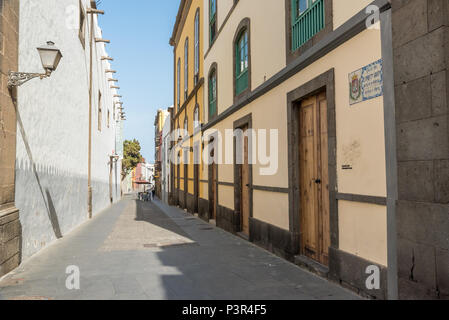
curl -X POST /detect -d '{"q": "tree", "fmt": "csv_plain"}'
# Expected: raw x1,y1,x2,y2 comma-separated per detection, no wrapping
122,139,143,180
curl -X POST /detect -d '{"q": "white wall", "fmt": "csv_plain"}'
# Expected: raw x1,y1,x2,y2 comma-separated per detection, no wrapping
16,0,123,260
161,109,172,203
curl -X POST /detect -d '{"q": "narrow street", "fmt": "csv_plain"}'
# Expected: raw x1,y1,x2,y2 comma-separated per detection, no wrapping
0,195,358,300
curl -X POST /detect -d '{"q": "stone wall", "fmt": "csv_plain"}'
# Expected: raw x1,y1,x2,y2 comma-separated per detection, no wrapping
392,0,449,299
0,0,21,278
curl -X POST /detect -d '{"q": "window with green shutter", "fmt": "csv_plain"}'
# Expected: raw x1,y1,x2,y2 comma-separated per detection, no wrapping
209,69,217,118
209,0,217,45
291,0,325,52
235,29,248,96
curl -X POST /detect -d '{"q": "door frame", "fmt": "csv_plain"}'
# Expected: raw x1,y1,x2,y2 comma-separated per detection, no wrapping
207,136,218,221
193,141,200,214
287,69,338,256
233,113,253,234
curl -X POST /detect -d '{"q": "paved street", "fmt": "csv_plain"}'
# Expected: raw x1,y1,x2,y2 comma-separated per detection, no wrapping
0,195,359,300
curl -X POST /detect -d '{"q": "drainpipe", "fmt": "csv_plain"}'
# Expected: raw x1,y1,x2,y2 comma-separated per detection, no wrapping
87,4,105,218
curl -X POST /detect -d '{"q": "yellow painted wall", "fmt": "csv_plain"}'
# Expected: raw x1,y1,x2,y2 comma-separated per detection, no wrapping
338,200,387,266
203,25,387,261
198,0,388,263
173,0,205,199
333,0,375,30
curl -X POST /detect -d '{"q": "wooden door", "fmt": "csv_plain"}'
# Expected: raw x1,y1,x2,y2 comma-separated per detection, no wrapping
177,162,180,203
194,164,199,213
299,92,330,266
211,162,217,220
240,125,250,235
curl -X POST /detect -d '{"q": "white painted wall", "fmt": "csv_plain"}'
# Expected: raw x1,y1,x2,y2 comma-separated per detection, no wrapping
16,0,123,260
161,109,172,204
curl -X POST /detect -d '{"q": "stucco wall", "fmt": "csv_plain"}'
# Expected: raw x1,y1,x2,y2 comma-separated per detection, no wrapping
16,0,122,260
201,0,388,264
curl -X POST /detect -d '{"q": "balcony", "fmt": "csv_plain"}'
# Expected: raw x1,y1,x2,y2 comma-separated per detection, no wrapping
291,0,325,52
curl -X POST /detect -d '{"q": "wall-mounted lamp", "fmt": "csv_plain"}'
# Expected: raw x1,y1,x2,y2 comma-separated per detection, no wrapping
8,41,63,88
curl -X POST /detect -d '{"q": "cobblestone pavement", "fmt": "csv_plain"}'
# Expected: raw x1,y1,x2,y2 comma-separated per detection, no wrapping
0,195,360,300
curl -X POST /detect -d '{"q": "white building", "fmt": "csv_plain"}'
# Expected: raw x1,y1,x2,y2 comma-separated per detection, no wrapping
15,0,123,260
161,108,172,204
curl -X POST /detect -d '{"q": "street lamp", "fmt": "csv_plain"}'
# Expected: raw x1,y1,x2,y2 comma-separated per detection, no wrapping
8,41,63,88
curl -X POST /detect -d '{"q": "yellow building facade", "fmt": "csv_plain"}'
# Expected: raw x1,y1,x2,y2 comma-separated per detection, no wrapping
170,0,205,214
198,0,393,299
169,0,406,299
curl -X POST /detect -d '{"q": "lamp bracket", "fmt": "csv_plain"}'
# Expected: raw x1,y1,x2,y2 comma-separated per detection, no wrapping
8,71,50,88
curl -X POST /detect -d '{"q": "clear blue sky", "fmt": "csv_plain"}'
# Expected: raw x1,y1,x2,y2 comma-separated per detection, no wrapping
98,1,180,163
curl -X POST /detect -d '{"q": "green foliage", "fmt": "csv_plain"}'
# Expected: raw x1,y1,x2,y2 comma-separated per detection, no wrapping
122,139,143,180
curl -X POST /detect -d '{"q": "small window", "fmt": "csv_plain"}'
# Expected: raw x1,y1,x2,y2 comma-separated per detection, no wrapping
79,0,86,48
177,58,181,109
98,91,102,132
235,29,248,96
209,68,217,119
209,0,217,45
194,9,200,85
194,106,200,129
184,39,189,100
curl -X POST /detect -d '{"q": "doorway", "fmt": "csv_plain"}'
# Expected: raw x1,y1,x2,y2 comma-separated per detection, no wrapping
240,125,250,235
209,150,217,221
298,92,330,266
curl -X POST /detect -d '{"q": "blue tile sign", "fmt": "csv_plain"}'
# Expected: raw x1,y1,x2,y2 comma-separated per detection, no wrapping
349,59,383,105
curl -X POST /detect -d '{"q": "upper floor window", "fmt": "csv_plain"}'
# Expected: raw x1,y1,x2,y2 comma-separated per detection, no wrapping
184,38,189,99
194,105,200,129
184,117,188,136
291,0,325,51
208,67,217,119
209,0,217,45
177,58,181,109
194,9,200,85
235,28,248,96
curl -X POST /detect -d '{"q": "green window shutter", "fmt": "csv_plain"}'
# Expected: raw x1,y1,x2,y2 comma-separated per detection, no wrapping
209,0,217,45
235,30,248,96
209,72,217,117
291,0,325,52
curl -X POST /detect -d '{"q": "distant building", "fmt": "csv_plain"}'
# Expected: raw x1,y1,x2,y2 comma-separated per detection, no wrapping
161,107,174,204
154,109,170,198
132,160,155,192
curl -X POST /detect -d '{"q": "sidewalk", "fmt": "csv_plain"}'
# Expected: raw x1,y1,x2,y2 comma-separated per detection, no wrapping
0,195,360,300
